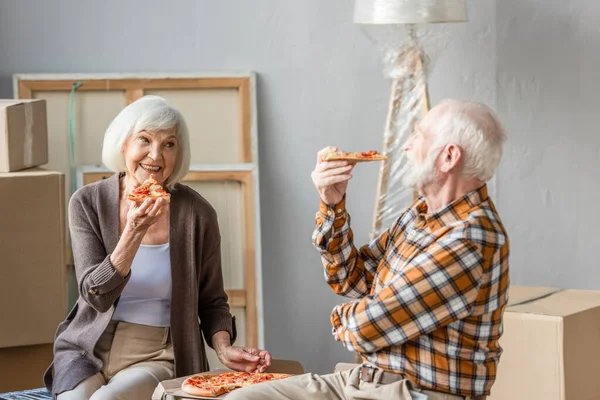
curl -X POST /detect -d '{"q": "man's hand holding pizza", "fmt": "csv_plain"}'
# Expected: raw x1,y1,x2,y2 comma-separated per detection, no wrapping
311,146,356,205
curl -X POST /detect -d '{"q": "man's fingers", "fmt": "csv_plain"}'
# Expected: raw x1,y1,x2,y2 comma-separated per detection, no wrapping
321,175,352,187
318,165,353,178
316,160,348,172
317,146,338,163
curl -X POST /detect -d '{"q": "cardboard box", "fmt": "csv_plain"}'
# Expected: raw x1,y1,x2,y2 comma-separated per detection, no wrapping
0,169,67,348
0,99,48,172
0,343,54,392
489,286,600,400
152,359,305,400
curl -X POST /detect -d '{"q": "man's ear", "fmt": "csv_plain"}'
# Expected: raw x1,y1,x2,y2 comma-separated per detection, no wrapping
440,144,462,173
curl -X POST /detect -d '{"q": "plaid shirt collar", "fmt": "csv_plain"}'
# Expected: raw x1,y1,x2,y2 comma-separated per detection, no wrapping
415,184,489,227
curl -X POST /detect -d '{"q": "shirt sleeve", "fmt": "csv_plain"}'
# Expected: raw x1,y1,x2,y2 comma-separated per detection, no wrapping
311,197,392,298
69,187,130,313
330,238,484,353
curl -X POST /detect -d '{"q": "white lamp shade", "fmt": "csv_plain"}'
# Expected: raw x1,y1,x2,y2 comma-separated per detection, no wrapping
354,0,468,24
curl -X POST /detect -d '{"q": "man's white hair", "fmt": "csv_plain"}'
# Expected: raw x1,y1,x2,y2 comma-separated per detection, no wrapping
101,95,191,189
433,99,506,181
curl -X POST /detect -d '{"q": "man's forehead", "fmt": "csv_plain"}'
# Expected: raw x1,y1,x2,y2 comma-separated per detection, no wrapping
420,103,452,130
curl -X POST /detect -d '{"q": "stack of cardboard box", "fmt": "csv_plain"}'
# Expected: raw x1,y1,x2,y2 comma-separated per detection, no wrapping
0,99,67,392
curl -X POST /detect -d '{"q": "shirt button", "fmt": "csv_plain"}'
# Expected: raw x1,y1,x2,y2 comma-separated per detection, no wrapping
327,210,334,216
337,209,343,214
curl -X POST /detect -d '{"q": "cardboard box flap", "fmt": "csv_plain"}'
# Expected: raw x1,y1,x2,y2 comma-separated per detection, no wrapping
507,286,560,308
0,167,61,178
508,287,600,317
0,99,42,108
268,359,304,375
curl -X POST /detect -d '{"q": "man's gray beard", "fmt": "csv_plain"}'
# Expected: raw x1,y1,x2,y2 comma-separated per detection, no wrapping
402,152,438,189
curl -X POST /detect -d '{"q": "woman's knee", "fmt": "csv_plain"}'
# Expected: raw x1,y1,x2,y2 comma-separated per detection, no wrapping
89,366,164,400
56,373,105,400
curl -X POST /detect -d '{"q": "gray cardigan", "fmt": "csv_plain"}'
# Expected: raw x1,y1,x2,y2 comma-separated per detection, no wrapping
44,173,236,397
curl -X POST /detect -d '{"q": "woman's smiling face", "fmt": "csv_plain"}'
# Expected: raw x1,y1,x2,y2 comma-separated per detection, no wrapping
122,128,178,186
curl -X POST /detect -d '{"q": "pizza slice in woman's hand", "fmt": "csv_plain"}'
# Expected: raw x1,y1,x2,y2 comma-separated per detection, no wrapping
127,174,171,203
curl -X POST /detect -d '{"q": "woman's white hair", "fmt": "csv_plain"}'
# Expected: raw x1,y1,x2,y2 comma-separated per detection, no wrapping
101,95,191,189
433,99,507,181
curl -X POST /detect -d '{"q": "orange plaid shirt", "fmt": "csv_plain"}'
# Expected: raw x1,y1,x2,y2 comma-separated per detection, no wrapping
312,185,510,396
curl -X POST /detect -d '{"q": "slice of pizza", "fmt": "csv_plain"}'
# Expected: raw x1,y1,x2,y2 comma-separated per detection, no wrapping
180,372,293,397
127,174,171,203
323,149,388,162
181,375,231,398
253,372,293,384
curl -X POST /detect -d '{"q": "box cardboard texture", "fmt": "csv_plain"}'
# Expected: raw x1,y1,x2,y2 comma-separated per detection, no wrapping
0,343,54,392
489,286,600,400
0,99,48,172
0,169,67,348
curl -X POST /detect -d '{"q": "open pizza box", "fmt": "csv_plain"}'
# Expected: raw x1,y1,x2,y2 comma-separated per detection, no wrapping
152,359,304,400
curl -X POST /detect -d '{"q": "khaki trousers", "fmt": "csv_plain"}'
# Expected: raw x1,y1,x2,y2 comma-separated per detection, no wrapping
57,321,174,400
226,364,483,400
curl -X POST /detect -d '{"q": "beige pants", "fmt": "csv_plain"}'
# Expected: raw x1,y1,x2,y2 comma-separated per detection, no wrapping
57,321,174,400
226,364,476,400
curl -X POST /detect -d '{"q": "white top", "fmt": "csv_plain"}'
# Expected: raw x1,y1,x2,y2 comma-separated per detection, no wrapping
112,243,172,327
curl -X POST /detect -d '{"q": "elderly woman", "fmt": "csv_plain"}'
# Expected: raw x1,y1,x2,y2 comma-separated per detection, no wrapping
44,95,271,399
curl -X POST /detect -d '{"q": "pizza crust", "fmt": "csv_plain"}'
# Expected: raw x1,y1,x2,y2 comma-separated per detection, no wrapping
323,151,387,162
181,385,224,397
181,378,227,397
268,373,293,380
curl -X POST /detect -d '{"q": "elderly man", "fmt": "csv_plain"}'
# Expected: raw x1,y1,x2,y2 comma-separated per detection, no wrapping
228,99,509,400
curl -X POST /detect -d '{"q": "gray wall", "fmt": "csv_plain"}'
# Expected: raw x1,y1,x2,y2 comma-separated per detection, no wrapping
1,0,598,374
496,1,600,289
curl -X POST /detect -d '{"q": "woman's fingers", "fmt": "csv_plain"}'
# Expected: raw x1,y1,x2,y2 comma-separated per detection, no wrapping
261,350,272,366
135,198,154,215
147,198,165,217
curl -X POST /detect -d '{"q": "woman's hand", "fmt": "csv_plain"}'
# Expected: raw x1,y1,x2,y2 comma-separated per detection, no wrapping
126,197,166,231
217,345,272,373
